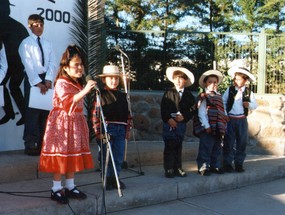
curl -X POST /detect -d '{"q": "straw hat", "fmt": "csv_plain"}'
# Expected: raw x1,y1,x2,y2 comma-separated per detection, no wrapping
198,69,223,88
98,65,122,78
228,66,256,82
166,67,195,87
227,59,256,82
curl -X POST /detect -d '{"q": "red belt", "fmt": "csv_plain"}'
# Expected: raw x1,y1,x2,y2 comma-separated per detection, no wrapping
229,115,246,119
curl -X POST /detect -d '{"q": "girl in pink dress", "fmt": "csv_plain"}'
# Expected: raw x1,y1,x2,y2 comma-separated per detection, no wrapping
39,45,96,204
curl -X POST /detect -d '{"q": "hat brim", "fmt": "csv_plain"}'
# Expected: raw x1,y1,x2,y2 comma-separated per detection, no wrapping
166,67,195,87
228,67,256,82
198,70,223,88
97,74,122,78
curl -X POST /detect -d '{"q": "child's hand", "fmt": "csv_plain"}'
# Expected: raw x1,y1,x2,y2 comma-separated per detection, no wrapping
168,118,177,129
96,134,104,139
125,130,131,140
243,102,249,108
45,80,52,89
37,83,48,95
175,114,184,122
205,127,212,134
85,80,97,93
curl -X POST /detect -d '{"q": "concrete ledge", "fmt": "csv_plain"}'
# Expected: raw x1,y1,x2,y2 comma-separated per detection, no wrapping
1,155,285,215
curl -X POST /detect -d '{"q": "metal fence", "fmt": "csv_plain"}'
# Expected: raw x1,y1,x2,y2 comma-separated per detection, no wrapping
107,29,285,94
212,29,285,94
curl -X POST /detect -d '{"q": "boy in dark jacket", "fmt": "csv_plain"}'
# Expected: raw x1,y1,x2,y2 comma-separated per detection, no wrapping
161,67,195,178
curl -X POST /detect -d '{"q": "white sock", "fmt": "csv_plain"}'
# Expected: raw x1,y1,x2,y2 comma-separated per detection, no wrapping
52,180,63,192
65,178,76,191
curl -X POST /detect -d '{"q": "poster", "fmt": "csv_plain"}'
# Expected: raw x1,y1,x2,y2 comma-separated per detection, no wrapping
0,0,76,151
29,87,53,111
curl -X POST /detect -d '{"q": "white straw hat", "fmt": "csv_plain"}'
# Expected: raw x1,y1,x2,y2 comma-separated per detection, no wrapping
166,67,195,87
228,66,256,82
199,70,223,88
227,59,256,82
98,65,122,77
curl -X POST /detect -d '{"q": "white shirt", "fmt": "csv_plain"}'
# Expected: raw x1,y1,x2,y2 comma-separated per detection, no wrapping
176,88,184,98
18,33,57,86
0,44,8,83
222,86,257,116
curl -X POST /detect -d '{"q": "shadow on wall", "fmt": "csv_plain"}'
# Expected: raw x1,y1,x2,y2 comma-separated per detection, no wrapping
0,0,28,126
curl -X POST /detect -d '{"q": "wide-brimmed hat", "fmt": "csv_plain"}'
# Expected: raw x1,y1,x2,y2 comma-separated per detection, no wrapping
98,65,122,78
228,66,256,82
166,67,195,87
199,69,223,88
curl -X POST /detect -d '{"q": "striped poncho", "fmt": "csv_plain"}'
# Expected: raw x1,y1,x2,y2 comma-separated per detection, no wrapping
194,92,228,136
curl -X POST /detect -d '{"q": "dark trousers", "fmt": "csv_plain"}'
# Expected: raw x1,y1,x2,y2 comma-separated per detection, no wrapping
223,117,248,167
101,124,126,177
23,74,49,150
163,139,183,171
196,132,222,171
162,122,186,171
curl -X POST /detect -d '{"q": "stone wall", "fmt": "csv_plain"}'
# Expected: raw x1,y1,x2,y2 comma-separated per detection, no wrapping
130,91,285,156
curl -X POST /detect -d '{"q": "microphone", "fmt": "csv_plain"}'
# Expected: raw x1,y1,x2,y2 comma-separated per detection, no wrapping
115,45,129,59
85,74,99,91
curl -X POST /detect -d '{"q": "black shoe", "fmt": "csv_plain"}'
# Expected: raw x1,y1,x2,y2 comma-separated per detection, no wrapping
51,189,69,204
165,169,174,178
0,114,15,125
106,177,114,190
198,169,211,176
209,167,224,174
174,168,187,177
223,164,234,173
235,165,245,173
106,182,113,190
65,187,87,200
24,148,40,156
16,117,25,126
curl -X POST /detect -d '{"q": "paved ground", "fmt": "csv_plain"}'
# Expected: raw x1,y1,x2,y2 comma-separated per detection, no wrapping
0,141,285,214
109,177,285,215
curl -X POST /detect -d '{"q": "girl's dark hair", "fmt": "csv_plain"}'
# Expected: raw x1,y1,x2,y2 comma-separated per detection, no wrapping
55,45,85,86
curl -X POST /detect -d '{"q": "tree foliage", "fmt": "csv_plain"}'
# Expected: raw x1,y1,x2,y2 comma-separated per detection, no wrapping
71,0,285,94
101,0,285,93
70,0,106,140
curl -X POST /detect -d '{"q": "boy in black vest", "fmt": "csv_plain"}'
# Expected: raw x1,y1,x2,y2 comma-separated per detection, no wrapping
161,67,195,178
222,62,258,173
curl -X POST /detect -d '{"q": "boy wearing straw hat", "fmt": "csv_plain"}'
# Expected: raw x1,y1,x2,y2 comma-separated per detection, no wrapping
92,65,131,190
196,70,228,176
161,67,196,178
222,61,257,173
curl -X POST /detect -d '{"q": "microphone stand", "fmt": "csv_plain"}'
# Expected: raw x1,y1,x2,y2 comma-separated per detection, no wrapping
95,89,123,201
118,48,144,175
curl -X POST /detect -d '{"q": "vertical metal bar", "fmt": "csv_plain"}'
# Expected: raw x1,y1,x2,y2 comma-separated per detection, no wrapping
257,28,266,94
